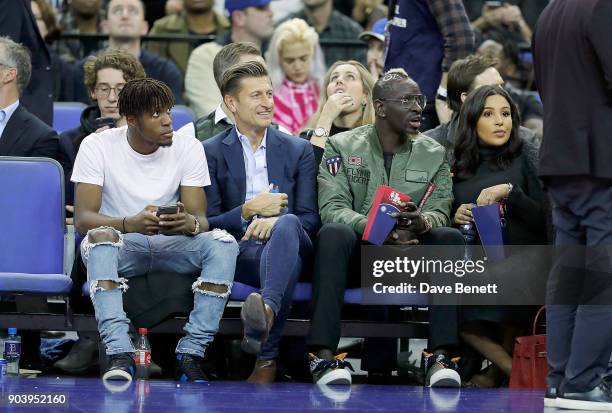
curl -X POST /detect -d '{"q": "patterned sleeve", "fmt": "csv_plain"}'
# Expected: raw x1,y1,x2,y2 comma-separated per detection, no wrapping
427,0,475,71
421,159,453,228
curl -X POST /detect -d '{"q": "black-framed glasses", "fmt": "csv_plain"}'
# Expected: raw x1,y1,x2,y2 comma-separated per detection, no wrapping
379,94,427,109
94,83,125,99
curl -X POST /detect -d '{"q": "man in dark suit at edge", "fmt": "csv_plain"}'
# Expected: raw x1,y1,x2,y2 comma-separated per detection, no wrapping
533,0,612,410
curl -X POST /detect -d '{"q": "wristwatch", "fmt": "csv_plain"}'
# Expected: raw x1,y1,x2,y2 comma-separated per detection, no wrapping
313,127,329,138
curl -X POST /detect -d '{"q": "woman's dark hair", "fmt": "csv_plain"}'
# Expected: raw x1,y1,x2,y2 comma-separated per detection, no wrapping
453,85,523,180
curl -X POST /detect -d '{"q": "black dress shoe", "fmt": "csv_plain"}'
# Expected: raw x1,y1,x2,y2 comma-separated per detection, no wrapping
556,378,612,411
544,386,558,407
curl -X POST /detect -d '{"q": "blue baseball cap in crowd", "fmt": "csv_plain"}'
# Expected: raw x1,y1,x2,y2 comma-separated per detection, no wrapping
359,18,387,43
225,0,272,14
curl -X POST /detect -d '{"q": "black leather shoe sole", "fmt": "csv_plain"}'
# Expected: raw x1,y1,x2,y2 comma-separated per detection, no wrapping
240,293,268,355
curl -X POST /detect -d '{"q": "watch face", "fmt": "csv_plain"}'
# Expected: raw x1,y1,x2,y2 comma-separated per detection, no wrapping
314,127,327,137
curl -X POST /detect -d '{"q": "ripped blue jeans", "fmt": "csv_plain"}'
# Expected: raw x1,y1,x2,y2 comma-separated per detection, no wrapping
81,228,239,358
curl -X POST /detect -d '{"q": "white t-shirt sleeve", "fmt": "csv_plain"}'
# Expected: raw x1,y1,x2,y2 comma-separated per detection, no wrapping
71,134,104,186
181,135,211,187
177,122,195,138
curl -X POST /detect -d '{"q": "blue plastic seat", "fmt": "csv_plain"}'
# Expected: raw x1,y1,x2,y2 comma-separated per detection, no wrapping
229,281,365,304
172,105,195,130
53,102,87,134
0,157,72,294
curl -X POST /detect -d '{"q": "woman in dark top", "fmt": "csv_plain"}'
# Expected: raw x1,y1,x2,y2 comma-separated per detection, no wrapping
452,85,547,387
300,60,375,165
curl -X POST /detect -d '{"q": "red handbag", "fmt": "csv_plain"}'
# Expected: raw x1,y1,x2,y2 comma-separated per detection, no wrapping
509,306,548,389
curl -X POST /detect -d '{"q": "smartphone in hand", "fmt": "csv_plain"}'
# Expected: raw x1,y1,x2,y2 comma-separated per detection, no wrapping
94,117,116,130
156,204,179,217
484,1,502,9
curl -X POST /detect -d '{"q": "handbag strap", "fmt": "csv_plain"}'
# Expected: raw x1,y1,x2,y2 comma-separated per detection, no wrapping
532,306,545,336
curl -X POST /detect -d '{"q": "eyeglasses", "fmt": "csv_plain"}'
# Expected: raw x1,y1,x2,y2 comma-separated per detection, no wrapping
94,83,125,99
380,94,427,109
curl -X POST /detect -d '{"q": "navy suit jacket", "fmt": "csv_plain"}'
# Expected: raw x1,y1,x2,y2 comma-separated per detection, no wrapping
0,104,59,159
203,126,320,240
0,0,53,125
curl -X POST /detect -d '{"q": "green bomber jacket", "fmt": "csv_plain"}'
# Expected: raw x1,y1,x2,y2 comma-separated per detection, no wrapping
318,124,453,235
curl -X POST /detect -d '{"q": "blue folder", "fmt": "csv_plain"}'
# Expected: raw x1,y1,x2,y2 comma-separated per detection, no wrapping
472,203,505,261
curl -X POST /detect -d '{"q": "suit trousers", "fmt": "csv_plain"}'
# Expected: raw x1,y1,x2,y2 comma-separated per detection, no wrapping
546,176,612,393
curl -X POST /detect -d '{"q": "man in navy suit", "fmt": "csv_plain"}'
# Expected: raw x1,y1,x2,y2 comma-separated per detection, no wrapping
204,61,319,384
0,36,58,159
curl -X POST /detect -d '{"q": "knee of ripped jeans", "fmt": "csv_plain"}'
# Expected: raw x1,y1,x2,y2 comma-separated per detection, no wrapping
89,278,128,304
208,228,238,244
81,226,124,260
191,279,232,298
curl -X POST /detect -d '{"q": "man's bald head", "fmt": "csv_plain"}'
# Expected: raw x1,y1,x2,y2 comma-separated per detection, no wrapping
373,68,417,101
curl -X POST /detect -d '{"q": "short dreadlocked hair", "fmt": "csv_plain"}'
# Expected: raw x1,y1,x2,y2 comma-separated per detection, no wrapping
118,78,175,117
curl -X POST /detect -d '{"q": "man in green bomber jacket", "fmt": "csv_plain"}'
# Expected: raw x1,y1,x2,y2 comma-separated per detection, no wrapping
307,69,466,388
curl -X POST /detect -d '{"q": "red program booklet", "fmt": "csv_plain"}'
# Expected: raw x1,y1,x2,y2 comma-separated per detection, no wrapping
362,186,412,245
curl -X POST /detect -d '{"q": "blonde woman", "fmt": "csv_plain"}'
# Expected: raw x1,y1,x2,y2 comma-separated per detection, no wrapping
265,18,326,135
302,60,376,165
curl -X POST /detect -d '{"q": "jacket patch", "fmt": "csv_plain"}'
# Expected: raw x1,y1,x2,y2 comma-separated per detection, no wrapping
405,169,429,183
348,155,363,166
326,155,342,176
346,167,371,185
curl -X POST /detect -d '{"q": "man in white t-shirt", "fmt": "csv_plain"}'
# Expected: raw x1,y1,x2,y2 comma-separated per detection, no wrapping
71,78,239,384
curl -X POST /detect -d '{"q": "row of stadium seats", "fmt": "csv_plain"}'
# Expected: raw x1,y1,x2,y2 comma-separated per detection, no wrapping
52,102,197,134
0,157,428,338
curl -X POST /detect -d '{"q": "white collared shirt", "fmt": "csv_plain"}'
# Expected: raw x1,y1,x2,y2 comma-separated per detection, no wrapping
236,126,269,202
177,103,291,138
0,100,20,140
214,103,233,125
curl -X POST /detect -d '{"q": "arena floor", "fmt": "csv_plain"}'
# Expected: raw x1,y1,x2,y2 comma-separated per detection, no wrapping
0,377,551,412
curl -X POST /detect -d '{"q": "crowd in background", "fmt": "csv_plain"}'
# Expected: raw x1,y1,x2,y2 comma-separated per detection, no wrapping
0,0,553,388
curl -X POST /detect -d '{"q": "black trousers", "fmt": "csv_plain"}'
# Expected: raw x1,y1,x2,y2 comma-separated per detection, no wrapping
546,176,612,393
307,223,464,369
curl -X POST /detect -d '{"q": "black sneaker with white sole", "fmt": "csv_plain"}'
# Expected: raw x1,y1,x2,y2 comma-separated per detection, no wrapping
423,351,461,388
102,353,135,382
556,378,612,411
544,386,558,407
309,353,354,385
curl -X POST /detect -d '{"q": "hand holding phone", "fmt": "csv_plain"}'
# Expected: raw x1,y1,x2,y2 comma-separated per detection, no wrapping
156,203,180,217
157,202,191,235
94,117,116,130
484,1,502,9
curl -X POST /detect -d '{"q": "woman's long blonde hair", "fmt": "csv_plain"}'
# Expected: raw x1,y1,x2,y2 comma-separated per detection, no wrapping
306,60,376,130
264,18,326,89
